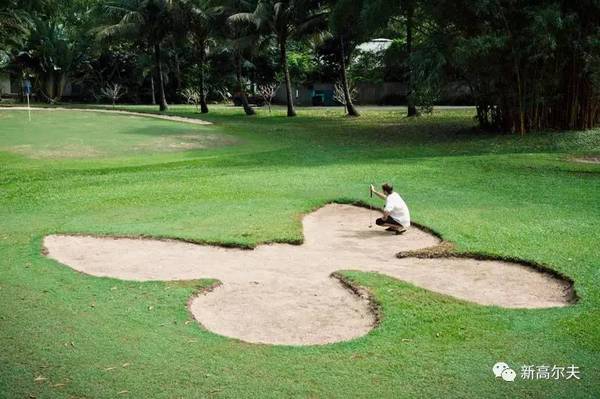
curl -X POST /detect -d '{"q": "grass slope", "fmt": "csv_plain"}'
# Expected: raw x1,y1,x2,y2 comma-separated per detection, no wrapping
0,105,599,398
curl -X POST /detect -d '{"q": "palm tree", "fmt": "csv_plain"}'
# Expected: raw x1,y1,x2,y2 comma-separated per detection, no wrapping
224,21,259,115
175,0,213,113
136,52,157,104
362,0,419,117
16,17,84,102
0,2,31,63
328,0,365,117
96,0,175,111
230,0,327,117
214,0,261,116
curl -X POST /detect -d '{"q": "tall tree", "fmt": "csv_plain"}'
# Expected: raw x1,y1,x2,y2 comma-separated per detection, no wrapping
328,0,367,117
96,0,175,111
230,0,327,117
135,52,157,104
17,18,84,101
14,0,101,102
175,0,213,113
362,0,420,117
429,0,600,133
0,1,31,64
214,0,262,115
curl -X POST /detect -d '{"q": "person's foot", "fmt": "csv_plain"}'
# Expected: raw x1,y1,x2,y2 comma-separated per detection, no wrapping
394,228,407,235
385,227,395,232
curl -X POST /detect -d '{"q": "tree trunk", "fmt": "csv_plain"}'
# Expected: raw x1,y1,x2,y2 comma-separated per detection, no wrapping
174,52,182,92
150,76,156,105
56,73,67,100
235,52,255,116
406,2,418,117
515,64,525,134
154,42,168,111
46,72,55,100
280,37,296,117
198,46,209,114
339,37,360,117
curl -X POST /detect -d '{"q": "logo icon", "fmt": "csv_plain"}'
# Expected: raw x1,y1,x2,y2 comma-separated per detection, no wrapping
493,362,516,382
501,368,517,381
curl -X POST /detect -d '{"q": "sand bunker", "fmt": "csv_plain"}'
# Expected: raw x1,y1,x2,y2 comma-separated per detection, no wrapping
572,156,600,164
43,204,572,345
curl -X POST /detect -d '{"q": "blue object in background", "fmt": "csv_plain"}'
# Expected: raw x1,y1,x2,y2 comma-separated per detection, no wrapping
312,89,335,106
23,79,32,95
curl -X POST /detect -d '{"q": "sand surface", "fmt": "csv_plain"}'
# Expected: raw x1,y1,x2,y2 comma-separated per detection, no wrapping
43,204,571,345
572,156,600,164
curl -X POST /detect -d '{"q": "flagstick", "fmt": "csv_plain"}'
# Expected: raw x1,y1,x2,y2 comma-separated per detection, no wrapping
369,184,373,228
26,93,31,122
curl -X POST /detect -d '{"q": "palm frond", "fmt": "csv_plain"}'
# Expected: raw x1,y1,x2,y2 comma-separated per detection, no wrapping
228,12,257,27
292,10,327,38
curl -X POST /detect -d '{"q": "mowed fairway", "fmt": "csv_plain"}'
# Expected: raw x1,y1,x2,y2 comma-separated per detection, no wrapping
1,106,599,398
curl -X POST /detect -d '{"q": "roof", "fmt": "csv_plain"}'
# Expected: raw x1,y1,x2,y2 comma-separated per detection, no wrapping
356,39,393,53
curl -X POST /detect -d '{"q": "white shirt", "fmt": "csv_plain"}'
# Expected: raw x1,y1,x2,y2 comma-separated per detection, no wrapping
384,192,410,227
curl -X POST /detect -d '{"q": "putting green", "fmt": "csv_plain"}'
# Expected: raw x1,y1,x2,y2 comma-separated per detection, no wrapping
0,108,233,159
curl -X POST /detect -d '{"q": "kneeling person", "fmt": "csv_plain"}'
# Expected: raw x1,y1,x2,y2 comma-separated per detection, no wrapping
370,183,410,234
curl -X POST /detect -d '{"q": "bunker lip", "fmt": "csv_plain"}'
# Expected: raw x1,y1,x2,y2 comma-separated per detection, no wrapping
42,204,573,346
331,272,382,328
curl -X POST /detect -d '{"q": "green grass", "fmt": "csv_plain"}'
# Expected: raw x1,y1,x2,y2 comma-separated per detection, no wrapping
0,105,599,398
0,109,235,159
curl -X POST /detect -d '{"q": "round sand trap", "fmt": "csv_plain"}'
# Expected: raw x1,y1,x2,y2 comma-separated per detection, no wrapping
43,204,572,345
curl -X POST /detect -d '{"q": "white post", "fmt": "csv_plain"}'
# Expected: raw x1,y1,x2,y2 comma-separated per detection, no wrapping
26,93,31,122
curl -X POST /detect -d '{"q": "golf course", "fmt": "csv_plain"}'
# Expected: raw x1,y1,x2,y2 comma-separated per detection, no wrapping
1,106,598,397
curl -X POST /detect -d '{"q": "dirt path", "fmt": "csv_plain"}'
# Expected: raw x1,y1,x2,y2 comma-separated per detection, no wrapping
0,106,211,125
43,204,572,345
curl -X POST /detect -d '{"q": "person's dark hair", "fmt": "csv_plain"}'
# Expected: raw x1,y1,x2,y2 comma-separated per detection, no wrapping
382,183,393,194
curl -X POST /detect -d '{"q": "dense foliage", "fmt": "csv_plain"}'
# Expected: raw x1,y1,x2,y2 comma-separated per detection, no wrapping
1,0,599,131
429,0,600,133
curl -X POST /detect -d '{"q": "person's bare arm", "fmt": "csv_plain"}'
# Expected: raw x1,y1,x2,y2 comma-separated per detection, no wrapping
370,185,387,200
